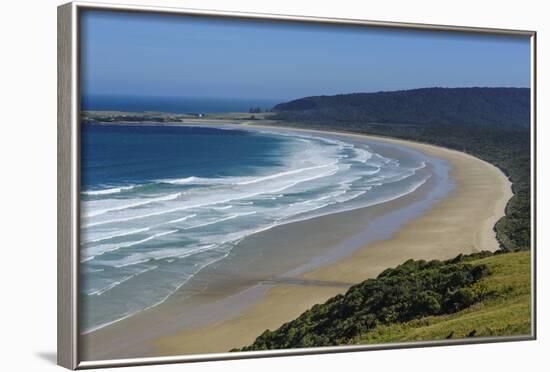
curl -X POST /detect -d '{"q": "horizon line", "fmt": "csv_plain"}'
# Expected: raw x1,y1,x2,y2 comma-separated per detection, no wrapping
82,85,531,103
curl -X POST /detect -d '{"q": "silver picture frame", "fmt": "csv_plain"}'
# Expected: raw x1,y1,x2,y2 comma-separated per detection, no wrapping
58,1,537,369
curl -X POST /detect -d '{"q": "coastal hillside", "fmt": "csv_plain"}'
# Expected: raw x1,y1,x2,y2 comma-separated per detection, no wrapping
272,87,530,129
235,251,531,351
270,89,531,252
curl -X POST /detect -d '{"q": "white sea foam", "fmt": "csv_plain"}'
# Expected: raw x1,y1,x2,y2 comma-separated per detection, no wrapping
81,229,179,262
160,162,339,188
361,176,430,208
83,192,182,218
168,214,197,224
184,212,257,230
80,126,435,333
83,164,340,228
88,265,158,296
104,244,217,268
84,227,151,243
352,148,373,163
81,248,232,334
363,167,381,176
211,205,233,210
416,161,427,170
160,176,226,185
82,185,137,196
235,162,338,186
339,176,362,186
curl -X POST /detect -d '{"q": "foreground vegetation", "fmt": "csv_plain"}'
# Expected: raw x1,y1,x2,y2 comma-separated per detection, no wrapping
236,251,530,351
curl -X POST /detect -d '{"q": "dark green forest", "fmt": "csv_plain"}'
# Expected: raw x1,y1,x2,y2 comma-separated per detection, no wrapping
270,88,531,251
273,87,530,129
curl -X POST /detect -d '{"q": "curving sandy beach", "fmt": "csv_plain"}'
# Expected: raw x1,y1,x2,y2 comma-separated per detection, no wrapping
81,126,512,360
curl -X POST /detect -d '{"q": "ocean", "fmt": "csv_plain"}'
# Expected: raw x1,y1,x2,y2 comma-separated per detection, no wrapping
81,94,281,113
80,124,434,333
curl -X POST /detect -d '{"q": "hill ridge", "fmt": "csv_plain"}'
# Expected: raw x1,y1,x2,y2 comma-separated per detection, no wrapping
272,87,530,129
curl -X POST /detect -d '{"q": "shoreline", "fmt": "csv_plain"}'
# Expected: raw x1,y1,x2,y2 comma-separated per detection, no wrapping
80,123,512,360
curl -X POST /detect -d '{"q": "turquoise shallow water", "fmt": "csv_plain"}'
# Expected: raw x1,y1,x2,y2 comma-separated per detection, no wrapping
80,124,433,333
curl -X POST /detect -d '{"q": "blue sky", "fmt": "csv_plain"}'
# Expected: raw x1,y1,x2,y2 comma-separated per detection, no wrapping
80,10,531,101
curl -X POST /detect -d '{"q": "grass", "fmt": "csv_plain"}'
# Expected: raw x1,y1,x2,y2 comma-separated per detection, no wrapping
81,110,273,122
353,251,531,344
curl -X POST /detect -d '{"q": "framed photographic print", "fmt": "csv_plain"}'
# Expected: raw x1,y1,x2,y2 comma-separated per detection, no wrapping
57,1,536,369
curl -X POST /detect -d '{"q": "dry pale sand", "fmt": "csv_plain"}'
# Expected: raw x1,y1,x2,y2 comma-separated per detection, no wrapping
150,128,512,356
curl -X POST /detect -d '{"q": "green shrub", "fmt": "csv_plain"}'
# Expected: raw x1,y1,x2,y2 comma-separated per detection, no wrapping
236,253,492,351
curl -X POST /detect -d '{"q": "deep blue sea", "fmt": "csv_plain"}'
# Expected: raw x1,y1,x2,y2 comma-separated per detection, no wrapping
81,94,281,113
81,125,288,189
80,124,433,333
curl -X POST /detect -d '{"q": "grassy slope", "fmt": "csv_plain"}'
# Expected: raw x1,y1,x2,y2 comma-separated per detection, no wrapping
354,251,531,344
238,251,530,351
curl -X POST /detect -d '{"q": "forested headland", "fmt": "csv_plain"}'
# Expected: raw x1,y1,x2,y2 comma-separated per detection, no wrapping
270,87,531,251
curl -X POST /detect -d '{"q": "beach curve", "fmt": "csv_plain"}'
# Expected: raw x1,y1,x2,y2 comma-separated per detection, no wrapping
81,125,512,360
